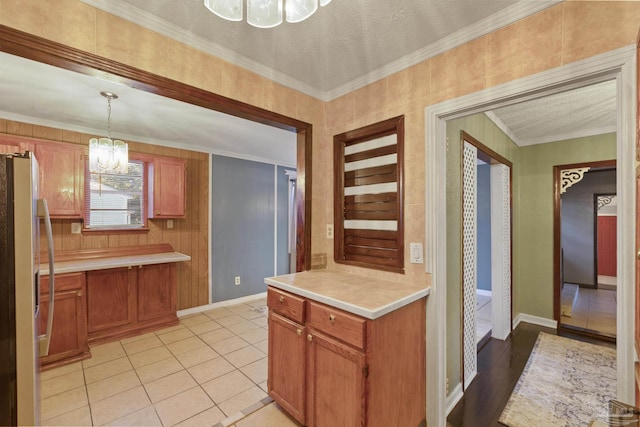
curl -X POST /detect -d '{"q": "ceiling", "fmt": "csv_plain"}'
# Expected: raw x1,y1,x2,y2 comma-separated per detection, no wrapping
0,0,617,163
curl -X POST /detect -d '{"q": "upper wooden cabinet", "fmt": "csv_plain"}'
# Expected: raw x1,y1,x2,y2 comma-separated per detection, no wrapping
148,156,186,218
35,141,84,218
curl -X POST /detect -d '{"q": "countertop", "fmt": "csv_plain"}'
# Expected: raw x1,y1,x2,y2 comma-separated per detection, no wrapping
264,270,430,319
41,251,191,276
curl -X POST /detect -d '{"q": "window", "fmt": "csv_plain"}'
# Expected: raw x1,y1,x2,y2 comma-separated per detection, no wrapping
85,160,146,229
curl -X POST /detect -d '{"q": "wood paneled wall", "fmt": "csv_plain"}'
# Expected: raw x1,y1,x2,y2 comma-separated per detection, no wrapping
0,118,209,310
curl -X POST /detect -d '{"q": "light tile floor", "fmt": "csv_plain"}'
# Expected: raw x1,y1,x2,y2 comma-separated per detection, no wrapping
40,298,272,426
561,287,617,336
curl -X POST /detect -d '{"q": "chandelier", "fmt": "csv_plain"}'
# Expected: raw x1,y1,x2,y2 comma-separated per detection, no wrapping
204,0,332,28
89,91,128,174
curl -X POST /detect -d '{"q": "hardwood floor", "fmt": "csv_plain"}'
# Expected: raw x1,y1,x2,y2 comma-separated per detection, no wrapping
446,322,615,426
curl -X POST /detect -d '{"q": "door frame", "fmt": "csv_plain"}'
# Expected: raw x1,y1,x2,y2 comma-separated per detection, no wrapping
460,132,513,391
553,160,616,340
425,45,636,427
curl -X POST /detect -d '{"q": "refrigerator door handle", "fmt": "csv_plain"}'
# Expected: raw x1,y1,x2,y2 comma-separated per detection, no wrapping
36,198,54,357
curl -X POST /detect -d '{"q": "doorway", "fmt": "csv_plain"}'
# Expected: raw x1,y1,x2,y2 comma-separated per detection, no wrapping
555,162,617,340
460,132,512,391
426,46,636,427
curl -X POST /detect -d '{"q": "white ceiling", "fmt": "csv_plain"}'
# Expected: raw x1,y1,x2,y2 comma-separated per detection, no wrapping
0,0,618,163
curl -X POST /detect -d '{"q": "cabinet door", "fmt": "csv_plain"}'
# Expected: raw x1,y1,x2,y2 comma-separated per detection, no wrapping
137,263,176,322
268,312,306,424
35,142,84,218
149,156,186,218
87,268,135,333
307,330,366,427
39,273,88,364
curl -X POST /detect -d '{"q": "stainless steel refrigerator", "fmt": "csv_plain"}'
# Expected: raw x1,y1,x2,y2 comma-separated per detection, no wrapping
0,152,55,426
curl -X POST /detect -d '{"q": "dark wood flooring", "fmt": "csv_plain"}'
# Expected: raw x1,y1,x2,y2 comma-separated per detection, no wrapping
446,322,616,426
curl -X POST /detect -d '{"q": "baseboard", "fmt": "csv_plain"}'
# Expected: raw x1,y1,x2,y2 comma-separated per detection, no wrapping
177,292,267,317
476,289,492,297
512,312,557,330
446,383,464,415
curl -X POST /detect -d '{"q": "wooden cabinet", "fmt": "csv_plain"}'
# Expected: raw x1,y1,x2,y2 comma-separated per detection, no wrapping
87,268,135,334
148,156,186,218
39,273,89,368
267,286,426,427
34,141,84,218
268,313,307,423
86,262,178,344
137,263,176,322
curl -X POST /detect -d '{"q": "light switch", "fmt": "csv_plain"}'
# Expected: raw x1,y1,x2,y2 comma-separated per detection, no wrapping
410,243,424,264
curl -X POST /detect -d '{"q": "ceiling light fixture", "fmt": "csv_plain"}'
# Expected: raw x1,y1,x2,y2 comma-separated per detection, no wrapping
204,0,332,29
89,91,128,174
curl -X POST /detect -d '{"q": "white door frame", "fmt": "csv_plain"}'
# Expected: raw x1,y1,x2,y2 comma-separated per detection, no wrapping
425,45,636,427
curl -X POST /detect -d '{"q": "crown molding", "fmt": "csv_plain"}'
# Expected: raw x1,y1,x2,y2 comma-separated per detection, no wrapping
80,0,326,100
81,0,559,102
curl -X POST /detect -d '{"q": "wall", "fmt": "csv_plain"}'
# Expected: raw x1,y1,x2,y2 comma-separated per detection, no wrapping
516,133,616,318
277,165,295,275
477,164,492,292
561,169,616,286
0,118,210,310
211,155,291,302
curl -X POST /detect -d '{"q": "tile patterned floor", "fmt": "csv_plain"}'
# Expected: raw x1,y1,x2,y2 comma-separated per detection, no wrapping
40,298,275,426
561,287,616,336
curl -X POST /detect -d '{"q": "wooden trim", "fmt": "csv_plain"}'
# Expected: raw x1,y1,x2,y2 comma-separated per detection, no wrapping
552,159,616,323
333,116,404,273
0,24,313,275
461,132,512,168
593,192,617,288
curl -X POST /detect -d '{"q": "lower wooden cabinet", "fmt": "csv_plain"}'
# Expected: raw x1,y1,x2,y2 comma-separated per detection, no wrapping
267,286,426,427
86,263,178,343
268,313,307,424
39,273,89,368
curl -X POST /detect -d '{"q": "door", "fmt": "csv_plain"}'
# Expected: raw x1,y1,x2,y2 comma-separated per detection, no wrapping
306,331,366,427
597,215,617,277
268,312,306,424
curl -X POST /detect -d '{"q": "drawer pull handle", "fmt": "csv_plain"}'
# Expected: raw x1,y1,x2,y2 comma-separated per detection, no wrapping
329,314,336,323
297,329,302,336
279,296,285,303
307,334,313,342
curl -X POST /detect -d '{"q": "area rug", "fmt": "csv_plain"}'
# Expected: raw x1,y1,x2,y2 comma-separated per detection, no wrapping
499,332,616,427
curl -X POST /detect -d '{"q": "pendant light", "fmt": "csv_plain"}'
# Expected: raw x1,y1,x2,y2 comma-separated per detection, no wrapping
89,91,128,174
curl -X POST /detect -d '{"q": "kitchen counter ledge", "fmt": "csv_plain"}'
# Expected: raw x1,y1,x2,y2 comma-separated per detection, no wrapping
265,270,430,320
41,244,190,276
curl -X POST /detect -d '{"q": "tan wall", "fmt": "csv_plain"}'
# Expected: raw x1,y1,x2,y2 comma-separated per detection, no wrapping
0,118,209,310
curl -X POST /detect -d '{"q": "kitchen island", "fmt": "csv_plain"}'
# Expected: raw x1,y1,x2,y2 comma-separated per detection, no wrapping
39,244,190,369
265,270,430,427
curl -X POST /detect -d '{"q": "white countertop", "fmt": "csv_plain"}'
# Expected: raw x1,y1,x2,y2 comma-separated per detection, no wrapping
41,252,191,276
265,270,430,320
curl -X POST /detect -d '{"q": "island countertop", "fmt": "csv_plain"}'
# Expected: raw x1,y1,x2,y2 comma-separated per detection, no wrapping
264,270,430,320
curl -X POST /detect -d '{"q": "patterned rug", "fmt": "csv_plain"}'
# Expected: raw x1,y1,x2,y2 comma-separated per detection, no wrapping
499,332,616,427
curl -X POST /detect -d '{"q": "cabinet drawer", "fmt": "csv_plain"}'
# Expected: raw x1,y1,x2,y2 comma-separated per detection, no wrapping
40,272,84,294
308,301,366,350
267,287,305,323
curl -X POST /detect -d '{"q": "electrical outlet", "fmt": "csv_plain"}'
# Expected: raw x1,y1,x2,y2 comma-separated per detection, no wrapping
71,222,82,235
167,219,174,229
326,224,334,239
234,276,241,286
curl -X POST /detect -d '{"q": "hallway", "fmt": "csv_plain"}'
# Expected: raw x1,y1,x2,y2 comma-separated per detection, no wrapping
447,323,615,426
